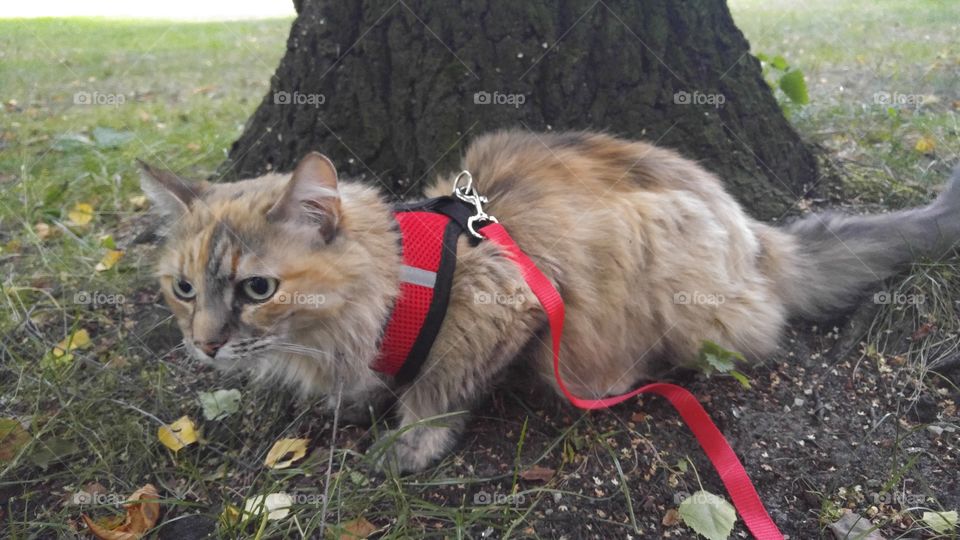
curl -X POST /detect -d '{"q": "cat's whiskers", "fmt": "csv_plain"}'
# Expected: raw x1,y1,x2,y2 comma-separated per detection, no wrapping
269,341,337,360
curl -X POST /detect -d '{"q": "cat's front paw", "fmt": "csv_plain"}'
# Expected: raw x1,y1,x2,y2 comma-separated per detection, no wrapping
372,426,455,473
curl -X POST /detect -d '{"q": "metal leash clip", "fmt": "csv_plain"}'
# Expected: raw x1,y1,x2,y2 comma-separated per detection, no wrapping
452,170,498,239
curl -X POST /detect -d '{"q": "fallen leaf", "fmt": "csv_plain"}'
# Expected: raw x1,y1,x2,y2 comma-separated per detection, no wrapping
678,490,736,540
34,222,53,239
828,512,885,540
519,464,555,482
0,418,31,464
243,492,292,521
198,389,242,421
28,437,80,469
662,508,681,527
264,438,309,469
219,504,242,528
157,416,199,452
915,136,936,154
53,328,91,358
81,484,160,540
129,195,148,210
99,234,116,249
922,510,957,534
339,517,377,539
67,203,95,226
910,322,937,341
92,127,134,149
95,250,124,272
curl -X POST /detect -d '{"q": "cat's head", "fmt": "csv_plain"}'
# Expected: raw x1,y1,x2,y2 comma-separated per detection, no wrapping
139,153,388,372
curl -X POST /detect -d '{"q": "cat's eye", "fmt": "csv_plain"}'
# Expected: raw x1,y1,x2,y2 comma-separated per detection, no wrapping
172,278,196,301
240,276,278,302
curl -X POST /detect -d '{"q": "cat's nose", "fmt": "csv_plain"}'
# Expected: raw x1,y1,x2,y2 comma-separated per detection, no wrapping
196,340,225,357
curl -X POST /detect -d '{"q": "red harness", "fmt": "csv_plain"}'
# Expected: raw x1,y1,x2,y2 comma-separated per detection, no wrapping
371,188,784,540
370,208,460,381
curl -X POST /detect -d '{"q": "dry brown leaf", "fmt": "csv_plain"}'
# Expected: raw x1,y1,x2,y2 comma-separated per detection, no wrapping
81,484,160,540
34,222,53,240
339,517,377,539
0,418,31,463
911,322,937,341
662,508,681,526
519,464,555,482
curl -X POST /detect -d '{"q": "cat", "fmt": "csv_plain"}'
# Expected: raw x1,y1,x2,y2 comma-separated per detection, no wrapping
140,130,960,472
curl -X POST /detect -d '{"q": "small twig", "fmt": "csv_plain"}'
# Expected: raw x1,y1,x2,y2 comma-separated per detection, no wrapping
317,380,343,539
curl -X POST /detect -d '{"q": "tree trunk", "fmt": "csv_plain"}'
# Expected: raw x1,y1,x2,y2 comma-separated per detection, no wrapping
223,0,818,220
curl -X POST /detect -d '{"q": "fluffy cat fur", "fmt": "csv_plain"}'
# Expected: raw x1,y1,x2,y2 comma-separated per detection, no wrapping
141,130,960,472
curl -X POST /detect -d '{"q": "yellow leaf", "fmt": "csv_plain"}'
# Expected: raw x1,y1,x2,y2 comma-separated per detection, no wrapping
158,416,199,452
129,195,148,210
95,250,124,272
67,203,94,226
915,136,936,154
339,517,377,539
219,504,242,528
263,438,309,469
52,328,91,358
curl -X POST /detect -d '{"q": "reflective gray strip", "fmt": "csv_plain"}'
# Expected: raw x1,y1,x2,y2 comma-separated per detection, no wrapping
399,265,437,288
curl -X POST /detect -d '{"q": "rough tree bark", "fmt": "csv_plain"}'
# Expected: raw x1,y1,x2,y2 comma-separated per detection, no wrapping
222,0,818,220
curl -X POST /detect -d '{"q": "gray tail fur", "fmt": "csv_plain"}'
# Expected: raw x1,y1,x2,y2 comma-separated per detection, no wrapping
779,166,960,318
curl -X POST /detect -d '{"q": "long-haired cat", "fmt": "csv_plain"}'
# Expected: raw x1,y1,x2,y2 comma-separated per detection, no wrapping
140,130,960,472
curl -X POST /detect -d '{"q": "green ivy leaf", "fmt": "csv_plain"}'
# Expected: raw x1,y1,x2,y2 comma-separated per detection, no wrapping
922,510,957,534
779,69,809,104
678,490,737,540
697,341,745,376
771,55,789,71
729,370,752,389
198,389,242,421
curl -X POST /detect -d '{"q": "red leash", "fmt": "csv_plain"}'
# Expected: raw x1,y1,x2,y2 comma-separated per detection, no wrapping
479,222,784,540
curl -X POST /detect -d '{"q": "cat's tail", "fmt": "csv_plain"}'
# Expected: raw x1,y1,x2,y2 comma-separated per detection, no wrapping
774,166,960,318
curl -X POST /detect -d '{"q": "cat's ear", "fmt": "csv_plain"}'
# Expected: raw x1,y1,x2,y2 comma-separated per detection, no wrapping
137,159,203,221
267,152,341,243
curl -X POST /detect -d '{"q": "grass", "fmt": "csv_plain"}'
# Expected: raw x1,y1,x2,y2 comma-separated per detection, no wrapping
1,2,959,538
